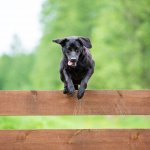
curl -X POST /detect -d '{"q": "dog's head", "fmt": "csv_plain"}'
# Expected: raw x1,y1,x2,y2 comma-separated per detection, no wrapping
53,36,92,67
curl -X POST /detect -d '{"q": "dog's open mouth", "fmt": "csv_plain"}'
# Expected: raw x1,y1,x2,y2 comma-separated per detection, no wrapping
68,61,77,67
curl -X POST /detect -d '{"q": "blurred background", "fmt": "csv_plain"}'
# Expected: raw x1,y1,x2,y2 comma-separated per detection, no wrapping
0,0,149,129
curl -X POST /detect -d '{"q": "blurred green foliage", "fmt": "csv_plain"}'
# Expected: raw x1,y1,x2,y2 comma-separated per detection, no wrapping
0,116,149,129
0,0,150,129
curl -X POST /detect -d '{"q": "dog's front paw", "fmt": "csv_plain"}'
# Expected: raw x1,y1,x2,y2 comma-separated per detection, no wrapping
63,88,68,94
67,85,75,95
77,88,85,99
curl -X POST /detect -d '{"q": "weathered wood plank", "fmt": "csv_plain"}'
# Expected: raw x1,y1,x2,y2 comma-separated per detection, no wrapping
0,129,149,150
0,90,150,115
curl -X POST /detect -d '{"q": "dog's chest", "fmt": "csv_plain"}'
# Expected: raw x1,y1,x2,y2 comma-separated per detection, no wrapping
67,65,88,80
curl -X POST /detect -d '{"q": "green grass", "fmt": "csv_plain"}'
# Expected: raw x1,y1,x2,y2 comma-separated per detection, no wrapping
0,116,149,129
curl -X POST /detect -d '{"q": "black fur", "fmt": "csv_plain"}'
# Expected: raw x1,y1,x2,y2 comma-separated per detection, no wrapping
53,36,95,99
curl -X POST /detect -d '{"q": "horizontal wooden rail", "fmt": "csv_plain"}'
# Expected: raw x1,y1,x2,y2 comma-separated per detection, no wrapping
0,90,150,115
0,129,149,150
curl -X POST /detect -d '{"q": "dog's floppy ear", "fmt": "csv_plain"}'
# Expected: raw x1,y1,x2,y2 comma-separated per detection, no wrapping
52,38,68,47
78,37,92,49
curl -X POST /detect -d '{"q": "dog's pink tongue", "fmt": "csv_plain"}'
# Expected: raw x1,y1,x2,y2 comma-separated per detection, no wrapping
68,61,73,66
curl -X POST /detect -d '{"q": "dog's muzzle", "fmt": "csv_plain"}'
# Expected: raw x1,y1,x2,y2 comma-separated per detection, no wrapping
68,58,77,67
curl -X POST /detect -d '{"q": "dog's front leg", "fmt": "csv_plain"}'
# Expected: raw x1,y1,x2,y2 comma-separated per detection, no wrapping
62,69,75,95
77,68,94,99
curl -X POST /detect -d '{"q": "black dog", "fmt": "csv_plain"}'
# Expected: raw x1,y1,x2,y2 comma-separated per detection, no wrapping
53,36,95,99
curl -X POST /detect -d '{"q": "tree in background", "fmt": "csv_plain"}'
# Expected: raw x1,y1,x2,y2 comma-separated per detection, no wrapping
0,35,34,89
90,0,150,89
0,0,150,90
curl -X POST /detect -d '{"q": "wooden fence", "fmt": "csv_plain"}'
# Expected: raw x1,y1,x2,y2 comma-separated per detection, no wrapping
0,90,149,150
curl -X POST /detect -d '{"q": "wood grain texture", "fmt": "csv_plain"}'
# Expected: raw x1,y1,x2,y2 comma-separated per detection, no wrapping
0,90,150,115
0,129,149,150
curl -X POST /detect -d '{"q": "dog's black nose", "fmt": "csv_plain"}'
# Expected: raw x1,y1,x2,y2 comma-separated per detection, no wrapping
71,58,77,62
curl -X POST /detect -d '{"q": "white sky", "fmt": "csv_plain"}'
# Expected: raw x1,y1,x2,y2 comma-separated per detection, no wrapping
0,0,43,55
